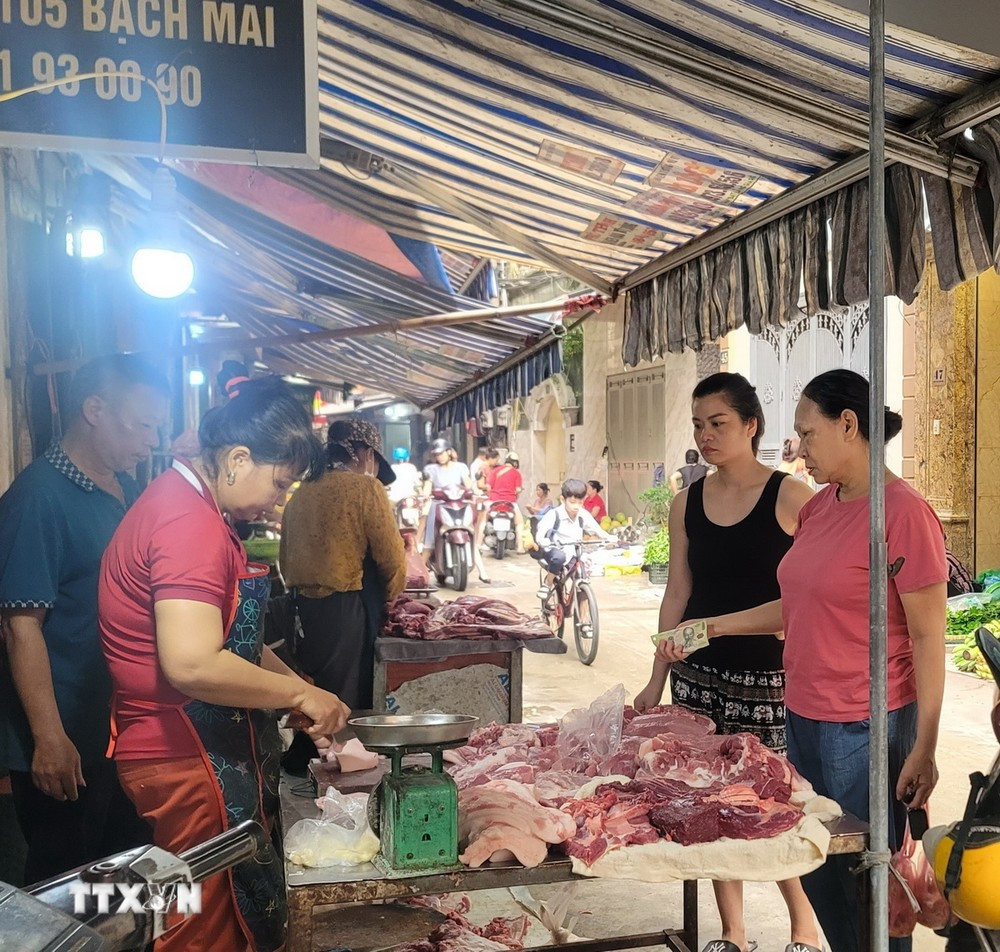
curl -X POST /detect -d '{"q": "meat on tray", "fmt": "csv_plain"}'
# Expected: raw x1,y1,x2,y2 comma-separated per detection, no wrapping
560,781,661,865
383,594,552,641
458,780,576,868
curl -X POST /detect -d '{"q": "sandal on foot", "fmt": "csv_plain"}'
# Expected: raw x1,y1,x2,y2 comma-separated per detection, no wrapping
701,942,746,952
785,944,823,952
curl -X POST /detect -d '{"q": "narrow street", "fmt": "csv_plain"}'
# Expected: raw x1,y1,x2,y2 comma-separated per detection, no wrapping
449,551,999,952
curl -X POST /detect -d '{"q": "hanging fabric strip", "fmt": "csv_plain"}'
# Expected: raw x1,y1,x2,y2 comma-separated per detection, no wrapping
621,119,1000,367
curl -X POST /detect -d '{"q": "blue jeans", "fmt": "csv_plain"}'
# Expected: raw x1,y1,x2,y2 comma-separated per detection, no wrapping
786,703,917,952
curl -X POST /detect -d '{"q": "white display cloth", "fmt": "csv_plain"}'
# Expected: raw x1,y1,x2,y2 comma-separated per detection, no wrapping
567,776,843,883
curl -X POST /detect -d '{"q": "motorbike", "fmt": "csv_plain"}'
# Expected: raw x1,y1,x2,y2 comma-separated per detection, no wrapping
429,485,474,591
395,495,422,548
1,821,267,950
483,500,518,560
928,626,1000,952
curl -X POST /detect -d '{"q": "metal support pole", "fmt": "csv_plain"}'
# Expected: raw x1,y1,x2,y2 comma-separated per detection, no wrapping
868,2,890,952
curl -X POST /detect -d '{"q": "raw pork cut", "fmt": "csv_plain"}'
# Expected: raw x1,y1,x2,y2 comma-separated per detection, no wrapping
383,596,435,638
422,596,552,641
458,780,575,868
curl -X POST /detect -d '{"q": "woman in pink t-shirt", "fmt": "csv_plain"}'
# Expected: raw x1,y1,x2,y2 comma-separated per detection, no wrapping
660,369,946,952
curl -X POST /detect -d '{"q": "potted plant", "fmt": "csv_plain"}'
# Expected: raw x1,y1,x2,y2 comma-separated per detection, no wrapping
638,485,674,528
643,529,670,585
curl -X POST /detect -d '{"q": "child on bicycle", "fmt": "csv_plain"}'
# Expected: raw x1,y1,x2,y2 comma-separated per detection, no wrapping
534,478,615,598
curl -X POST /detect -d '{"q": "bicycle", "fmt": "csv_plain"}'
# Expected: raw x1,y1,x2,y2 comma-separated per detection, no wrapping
538,541,604,665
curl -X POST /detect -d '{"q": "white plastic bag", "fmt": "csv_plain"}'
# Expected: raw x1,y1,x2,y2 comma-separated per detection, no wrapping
284,786,379,868
555,683,627,765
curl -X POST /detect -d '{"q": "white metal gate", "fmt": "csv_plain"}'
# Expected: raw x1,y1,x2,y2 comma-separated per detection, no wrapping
606,368,666,518
748,304,870,463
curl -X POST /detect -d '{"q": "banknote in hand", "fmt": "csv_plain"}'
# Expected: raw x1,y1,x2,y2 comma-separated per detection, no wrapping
650,620,709,654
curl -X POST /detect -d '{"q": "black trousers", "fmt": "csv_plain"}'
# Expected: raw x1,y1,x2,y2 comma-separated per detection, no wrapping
284,589,370,772
10,760,152,885
295,589,370,711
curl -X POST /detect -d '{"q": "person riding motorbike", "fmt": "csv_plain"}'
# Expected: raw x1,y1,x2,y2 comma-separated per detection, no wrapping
388,446,421,504
422,439,490,583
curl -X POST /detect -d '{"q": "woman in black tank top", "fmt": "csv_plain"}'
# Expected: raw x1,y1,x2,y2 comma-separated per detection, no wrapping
634,373,818,952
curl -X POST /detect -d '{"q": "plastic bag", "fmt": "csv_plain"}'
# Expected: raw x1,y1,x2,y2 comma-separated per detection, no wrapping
555,684,626,766
888,825,951,936
284,786,379,868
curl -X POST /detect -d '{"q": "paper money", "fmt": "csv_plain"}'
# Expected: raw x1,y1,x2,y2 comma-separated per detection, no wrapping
650,620,709,654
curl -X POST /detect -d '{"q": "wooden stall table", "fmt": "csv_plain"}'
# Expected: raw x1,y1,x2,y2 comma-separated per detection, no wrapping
281,777,869,952
373,636,566,724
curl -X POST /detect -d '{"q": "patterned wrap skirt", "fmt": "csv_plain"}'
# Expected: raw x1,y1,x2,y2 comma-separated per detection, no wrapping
670,660,787,753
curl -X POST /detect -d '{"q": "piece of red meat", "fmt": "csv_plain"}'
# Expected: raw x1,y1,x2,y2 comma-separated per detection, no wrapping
649,798,722,845
560,781,661,865
623,706,717,739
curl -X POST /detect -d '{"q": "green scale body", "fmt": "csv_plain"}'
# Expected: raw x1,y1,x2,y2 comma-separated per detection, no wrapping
373,746,460,871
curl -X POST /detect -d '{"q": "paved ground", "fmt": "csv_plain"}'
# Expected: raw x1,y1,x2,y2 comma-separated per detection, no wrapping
449,552,998,952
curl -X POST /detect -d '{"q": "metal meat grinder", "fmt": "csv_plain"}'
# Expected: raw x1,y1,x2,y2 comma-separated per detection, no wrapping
349,713,478,873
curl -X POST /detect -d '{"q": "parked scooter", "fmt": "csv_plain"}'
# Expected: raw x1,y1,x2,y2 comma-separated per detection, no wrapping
483,500,518,560
925,626,1000,952
428,485,474,591
2,821,267,950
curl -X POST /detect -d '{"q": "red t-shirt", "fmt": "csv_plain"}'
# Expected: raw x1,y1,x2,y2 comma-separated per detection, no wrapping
99,465,247,759
487,465,523,503
777,479,946,722
583,494,607,522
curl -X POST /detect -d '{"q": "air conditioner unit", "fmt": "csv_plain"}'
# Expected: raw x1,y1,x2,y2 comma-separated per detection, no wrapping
495,406,511,427
481,410,495,428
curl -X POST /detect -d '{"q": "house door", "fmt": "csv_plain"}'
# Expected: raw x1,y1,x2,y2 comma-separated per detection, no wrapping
749,304,871,463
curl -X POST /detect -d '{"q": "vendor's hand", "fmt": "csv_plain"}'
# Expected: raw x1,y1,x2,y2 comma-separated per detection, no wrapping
633,683,665,713
31,732,85,802
896,745,938,809
298,685,351,738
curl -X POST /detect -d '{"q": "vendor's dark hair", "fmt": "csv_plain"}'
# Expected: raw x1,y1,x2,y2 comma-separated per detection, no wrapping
588,480,604,493
801,369,903,443
562,478,587,499
537,482,550,494
67,354,169,420
692,372,765,455
484,447,501,461
198,376,322,478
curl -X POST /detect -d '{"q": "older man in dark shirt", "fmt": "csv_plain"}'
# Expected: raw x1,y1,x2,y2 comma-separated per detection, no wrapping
0,354,169,882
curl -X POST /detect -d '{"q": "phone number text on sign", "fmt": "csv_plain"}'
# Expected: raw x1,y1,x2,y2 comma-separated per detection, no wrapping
0,0,315,166
0,50,201,106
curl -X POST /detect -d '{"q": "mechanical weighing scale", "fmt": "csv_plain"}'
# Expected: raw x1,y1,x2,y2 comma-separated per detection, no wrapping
348,713,478,875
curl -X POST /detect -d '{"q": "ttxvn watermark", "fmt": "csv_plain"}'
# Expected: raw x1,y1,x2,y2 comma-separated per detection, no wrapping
68,880,202,915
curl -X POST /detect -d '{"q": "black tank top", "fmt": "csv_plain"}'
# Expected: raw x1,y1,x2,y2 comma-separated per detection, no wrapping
681,470,790,672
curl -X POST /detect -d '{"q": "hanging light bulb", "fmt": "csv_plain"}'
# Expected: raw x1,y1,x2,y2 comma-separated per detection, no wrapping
65,174,110,259
131,167,195,299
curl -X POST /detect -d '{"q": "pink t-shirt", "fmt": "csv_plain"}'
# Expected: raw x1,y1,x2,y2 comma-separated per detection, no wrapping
777,479,946,722
99,465,246,759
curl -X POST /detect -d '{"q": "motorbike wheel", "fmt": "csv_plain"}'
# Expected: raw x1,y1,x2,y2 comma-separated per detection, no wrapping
574,582,600,665
451,546,469,592
495,537,506,560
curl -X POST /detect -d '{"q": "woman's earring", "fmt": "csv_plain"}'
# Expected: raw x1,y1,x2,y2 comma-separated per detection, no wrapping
226,471,236,486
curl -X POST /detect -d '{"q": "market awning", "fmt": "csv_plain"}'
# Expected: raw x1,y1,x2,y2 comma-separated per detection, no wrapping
88,156,562,407
308,0,1000,360
312,0,996,276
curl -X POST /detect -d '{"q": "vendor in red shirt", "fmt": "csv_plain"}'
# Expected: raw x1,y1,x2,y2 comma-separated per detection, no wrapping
482,450,525,555
582,480,608,522
99,374,349,952
659,369,946,952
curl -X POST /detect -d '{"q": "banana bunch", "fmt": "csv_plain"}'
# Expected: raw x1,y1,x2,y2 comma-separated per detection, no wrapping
952,635,992,679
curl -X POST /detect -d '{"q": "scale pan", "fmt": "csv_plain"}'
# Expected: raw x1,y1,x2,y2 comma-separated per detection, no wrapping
348,713,479,749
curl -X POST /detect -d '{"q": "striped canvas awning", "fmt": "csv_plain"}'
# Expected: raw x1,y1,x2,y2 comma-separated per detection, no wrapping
312,0,999,284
